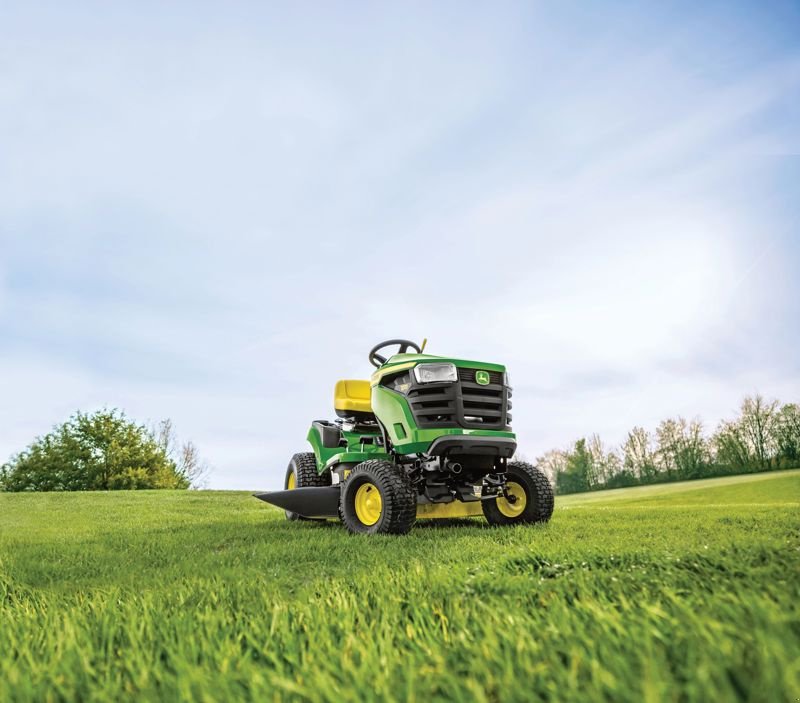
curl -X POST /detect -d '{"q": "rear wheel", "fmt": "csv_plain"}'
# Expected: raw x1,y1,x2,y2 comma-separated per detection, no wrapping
339,459,416,534
483,461,554,526
284,452,330,521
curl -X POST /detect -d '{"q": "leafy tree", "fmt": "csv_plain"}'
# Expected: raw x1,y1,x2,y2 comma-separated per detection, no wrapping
586,434,622,487
739,395,779,469
556,439,592,494
0,410,194,492
623,427,657,480
712,420,751,472
536,449,569,486
713,395,781,472
155,419,210,489
677,418,708,479
773,403,800,463
655,419,681,478
656,417,708,480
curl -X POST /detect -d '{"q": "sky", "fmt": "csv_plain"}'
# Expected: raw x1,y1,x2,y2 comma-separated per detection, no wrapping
1,1,799,489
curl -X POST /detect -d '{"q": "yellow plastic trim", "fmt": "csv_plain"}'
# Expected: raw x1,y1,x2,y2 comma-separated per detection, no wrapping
416,501,483,519
497,481,526,517
354,483,382,525
334,379,373,413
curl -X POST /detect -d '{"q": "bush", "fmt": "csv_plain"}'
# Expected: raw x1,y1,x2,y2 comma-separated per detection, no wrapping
0,410,191,492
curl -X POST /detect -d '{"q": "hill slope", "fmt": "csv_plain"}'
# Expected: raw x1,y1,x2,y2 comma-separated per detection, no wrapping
1,471,799,702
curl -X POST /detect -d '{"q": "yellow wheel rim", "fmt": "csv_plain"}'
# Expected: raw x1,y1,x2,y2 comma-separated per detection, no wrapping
287,471,296,490
497,481,527,518
354,482,383,526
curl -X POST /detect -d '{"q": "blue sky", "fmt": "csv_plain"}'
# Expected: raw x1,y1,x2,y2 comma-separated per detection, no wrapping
1,1,799,488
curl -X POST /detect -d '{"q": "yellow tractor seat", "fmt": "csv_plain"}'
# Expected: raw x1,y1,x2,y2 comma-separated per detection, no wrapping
334,380,374,419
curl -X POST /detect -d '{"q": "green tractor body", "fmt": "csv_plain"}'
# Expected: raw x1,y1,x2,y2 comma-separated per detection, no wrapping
255,340,553,534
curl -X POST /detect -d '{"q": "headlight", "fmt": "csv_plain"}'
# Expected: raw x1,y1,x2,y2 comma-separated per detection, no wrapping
504,371,512,388
413,363,457,384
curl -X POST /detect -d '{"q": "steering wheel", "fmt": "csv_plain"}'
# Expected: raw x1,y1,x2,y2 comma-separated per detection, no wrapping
369,339,422,368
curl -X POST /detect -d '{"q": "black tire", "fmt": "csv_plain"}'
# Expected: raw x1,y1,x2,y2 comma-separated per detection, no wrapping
284,452,331,522
339,459,416,535
483,461,554,526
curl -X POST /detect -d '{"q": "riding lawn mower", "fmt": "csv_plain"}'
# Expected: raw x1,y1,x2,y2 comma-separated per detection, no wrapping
255,339,554,534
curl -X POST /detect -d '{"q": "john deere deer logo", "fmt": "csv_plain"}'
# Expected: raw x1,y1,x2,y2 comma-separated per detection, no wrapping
475,370,490,386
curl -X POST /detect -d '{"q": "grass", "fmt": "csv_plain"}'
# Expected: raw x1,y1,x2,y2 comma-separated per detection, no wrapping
1,470,799,702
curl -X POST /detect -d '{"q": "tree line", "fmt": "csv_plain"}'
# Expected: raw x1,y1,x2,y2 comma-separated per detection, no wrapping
536,394,800,494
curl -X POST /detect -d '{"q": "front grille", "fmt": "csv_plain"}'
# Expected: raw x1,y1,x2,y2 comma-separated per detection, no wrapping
405,367,511,430
407,385,457,425
458,368,505,427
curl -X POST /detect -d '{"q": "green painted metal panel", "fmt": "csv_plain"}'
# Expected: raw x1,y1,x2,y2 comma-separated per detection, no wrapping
305,425,342,472
307,424,385,474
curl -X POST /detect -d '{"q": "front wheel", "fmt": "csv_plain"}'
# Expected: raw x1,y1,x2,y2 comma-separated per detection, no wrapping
339,460,416,534
483,461,554,526
284,452,330,521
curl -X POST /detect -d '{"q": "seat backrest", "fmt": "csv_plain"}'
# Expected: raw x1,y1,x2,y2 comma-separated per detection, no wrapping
334,379,373,415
